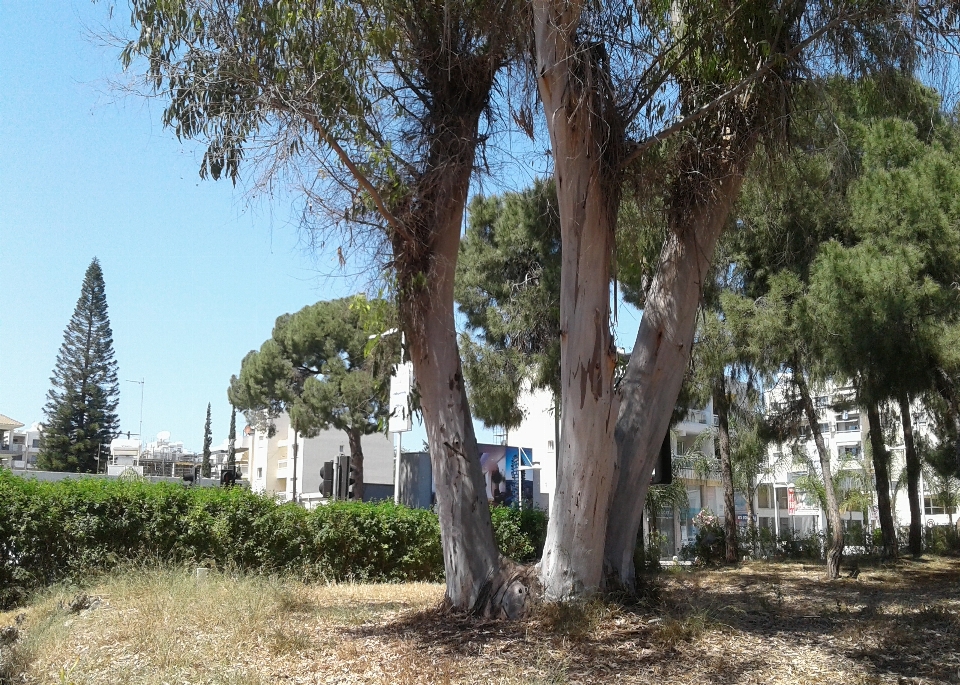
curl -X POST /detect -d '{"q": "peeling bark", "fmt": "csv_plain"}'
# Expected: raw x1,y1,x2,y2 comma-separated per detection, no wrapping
796,371,844,579
533,0,623,600
394,60,535,615
866,401,898,559
604,170,746,591
899,392,923,557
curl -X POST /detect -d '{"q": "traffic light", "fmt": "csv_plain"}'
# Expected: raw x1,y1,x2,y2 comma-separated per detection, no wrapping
338,454,352,500
650,432,672,485
321,460,334,498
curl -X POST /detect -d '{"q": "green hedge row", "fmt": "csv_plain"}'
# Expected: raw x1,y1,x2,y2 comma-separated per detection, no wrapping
0,470,547,608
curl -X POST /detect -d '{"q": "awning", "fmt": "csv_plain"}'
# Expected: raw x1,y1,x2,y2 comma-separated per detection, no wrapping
0,414,25,431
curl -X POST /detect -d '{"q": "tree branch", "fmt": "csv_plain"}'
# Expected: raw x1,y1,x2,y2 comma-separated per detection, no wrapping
621,8,870,169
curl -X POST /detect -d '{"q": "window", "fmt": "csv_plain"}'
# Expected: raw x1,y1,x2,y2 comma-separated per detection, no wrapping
757,484,773,509
776,487,788,509
838,444,862,459
676,440,686,455
815,395,830,408
925,497,955,515
256,468,263,479
31,439,39,448
547,440,555,452
819,422,830,434
835,410,860,432
759,516,775,531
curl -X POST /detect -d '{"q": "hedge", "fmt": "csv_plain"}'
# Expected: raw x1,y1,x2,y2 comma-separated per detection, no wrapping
0,469,547,608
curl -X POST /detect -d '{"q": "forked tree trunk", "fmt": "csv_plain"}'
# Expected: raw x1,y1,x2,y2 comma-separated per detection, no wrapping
604,170,746,591
715,381,739,563
898,392,923,556
796,371,844,579
866,401,898,559
533,0,622,600
346,427,365,502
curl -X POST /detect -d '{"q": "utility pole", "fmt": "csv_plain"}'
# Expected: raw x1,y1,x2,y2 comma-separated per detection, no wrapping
124,378,145,442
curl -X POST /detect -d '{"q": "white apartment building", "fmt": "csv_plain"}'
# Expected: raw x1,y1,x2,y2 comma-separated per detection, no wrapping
761,378,954,536
506,385,723,556
244,412,397,503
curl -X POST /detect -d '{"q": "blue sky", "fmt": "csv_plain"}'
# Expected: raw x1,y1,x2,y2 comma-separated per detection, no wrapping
0,1,642,453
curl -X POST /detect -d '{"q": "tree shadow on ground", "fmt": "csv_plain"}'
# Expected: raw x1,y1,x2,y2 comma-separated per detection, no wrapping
347,559,960,683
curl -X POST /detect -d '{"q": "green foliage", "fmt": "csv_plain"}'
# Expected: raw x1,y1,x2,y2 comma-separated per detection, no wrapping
455,182,562,428
39,258,119,473
230,297,395,439
0,471,548,609
201,403,212,478
489,506,548,563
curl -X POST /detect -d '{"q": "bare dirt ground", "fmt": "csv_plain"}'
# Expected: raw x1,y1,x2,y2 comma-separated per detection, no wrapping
1,557,958,684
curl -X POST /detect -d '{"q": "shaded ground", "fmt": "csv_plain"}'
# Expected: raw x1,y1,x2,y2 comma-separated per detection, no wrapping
1,557,958,684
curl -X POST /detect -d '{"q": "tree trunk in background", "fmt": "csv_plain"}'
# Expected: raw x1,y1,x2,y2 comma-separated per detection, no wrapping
899,392,922,556
796,371,844,579
745,478,757,555
604,170,746,591
346,427,365,502
533,0,622,600
715,379,739,563
866,401,898,559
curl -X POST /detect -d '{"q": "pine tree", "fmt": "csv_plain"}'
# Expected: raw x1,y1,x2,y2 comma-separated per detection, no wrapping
201,403,212,478
39,258,120,472
227,406,237,474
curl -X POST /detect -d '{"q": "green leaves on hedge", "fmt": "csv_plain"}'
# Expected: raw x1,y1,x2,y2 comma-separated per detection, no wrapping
0,471,547,608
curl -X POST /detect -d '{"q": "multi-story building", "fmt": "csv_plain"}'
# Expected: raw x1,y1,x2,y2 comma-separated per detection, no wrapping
244,412,397,503
760,378,954,536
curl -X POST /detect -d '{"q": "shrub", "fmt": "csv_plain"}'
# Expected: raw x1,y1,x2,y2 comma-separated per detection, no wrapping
679,509,726,564
490,505,548,563
0,470,549,608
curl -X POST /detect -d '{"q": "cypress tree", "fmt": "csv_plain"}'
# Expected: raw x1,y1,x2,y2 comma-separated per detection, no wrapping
39,258,120,472
227,406,237,474
201,403,212,478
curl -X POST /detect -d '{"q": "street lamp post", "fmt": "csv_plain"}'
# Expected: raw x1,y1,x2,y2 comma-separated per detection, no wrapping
124,378,145,443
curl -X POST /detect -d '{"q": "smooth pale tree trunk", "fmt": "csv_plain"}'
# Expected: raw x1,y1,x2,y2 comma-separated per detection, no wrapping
866,401,898,559
346,427,365,502
533,0,622,600
604,170,746,591
714,380,739,563
796,371,844,579
898,392,923,556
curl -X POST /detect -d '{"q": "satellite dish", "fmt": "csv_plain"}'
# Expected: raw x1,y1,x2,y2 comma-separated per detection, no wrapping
157,430,171,442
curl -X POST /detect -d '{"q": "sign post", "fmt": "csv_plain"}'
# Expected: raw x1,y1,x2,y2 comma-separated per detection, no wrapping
389,360,413,504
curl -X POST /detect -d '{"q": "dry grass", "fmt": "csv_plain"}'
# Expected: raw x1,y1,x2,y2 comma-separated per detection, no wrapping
1,557,959,684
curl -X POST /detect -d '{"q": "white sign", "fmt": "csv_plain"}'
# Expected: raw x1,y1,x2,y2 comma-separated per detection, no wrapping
388,361,414,433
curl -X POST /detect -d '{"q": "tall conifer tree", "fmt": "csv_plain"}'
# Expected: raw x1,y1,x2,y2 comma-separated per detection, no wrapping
39,258,120,472
201,403,212,478
227,406,237,474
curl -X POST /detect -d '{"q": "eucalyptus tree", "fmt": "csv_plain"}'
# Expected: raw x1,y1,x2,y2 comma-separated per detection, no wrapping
122,0,533,614
529,0,952,594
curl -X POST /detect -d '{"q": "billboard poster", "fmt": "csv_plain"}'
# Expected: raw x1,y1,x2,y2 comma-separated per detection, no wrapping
478,443,534,507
